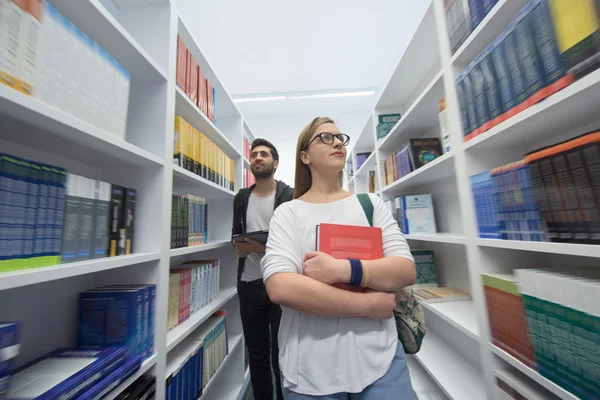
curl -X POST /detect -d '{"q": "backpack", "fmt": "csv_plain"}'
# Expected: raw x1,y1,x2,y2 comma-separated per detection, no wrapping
357,193,426,354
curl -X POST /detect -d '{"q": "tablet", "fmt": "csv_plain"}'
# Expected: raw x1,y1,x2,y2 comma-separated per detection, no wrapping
232,230,269,244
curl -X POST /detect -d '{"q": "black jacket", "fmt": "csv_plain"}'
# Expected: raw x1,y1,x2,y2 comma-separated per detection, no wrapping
232,180,294,283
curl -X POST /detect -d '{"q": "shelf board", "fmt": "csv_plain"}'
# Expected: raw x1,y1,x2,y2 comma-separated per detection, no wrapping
463,69,600,152
491,345,579,400
243,158,251,170
414,331,486,400
420,300,480,340
170,241,232,258
199,334,243,400
104,355,157,400
405,233,466,245
377,70,444,153
475,238,600,258
380,152,454,195
173,166,235,199
0,252,160,291
494,367,564,400
0,85,164,168
175,88,241,159
52,0,167,81
167,287,237,352
451,0,529,68
236,367,251,400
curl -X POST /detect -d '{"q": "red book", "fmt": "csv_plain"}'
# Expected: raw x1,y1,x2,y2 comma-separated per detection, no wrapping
206,81,215,122
316,223,383,292
199,72,208,116
185,50,193,97
176,36,187,90
189,57,198,105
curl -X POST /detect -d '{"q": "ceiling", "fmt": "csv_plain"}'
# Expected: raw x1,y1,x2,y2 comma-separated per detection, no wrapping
174,0,430,118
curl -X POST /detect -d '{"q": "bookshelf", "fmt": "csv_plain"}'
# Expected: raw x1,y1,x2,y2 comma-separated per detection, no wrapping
349,0,600,398
0,1,248,399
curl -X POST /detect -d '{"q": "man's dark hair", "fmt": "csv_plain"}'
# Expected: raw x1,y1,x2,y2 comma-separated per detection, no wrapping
251,138,279,162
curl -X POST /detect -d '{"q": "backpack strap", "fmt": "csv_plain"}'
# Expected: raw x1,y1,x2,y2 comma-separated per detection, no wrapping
357,193,374,227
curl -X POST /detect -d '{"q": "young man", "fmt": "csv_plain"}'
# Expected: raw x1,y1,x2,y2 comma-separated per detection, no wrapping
231,139,293,400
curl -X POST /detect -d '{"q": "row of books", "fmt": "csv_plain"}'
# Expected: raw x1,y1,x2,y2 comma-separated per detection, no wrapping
456,0,600,142
176,36,215,123
174,116,235,191
171,194,208,250
0,1,130,139
386,194,437,235
410,249,471,303
7,347,142,400
383,138,444,187
244,168,255,189
483,268,600,400
79,284,156,360
168,260,221,331
166,313,229,400
115,376,155,400
0,153,136,273
471,130,600,244
445,0,499,53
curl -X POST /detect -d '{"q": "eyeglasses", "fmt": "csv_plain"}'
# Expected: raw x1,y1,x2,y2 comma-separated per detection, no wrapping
305,132,350,149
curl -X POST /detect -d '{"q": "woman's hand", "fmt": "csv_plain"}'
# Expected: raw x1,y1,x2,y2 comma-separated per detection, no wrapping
303,251,350,285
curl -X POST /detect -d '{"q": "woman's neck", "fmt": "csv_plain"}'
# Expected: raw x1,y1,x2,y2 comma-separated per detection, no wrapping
302,170,348,203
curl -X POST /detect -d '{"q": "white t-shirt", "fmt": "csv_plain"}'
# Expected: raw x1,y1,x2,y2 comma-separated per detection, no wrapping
261,194,414,395
241,192,275,282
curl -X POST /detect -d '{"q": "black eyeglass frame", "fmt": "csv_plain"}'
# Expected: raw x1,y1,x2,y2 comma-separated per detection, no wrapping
305,132,350,150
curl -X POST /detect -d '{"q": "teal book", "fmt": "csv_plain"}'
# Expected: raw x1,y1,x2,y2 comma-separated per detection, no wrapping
411,250,437,288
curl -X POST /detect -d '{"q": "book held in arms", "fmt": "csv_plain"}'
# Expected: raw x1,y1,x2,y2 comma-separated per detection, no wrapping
165,312,229,400
7,347,128,400
316,222,382,292
168,260,221,332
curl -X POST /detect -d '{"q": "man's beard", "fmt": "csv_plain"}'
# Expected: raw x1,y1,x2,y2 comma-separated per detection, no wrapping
251,162,275,178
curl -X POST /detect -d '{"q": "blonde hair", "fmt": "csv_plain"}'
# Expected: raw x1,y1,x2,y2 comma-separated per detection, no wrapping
294,117,344,199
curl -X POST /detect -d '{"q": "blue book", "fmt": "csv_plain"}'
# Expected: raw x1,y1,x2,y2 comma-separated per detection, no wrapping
73,355,142,400
0,155,27,270
0,323,20,399
501,22,530,109
79,289,144,358
7,347,127,400
102,285,156,360
489,35,518,118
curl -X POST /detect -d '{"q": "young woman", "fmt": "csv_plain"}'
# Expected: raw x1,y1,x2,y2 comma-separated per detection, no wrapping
261,117,416,399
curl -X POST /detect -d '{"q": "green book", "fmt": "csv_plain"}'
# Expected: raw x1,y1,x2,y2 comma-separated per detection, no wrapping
411,250,437,288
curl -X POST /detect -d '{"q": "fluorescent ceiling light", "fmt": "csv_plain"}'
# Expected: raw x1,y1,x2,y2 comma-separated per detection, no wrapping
233,89,377,103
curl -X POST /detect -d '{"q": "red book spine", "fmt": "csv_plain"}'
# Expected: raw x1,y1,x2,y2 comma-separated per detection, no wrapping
189,58,198,105
185,50,193,97
176,36,187,90
207,81,215,122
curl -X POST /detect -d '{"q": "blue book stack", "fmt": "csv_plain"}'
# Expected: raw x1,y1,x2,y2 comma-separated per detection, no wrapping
73,355,142,400
78,289,146,359
7,347,127,400
470,171,500,239
0,323,20,399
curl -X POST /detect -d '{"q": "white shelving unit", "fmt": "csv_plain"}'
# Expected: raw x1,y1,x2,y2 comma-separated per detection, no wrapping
0,1,248,399
348,0,600,398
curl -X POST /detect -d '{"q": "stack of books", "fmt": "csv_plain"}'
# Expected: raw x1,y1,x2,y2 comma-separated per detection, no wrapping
171,193,208,250
79,285,156,360
0,323,20,398
168,260,221,331
0,153,137,273
471,130,600,244
457,0,599,142
7,347,140,400
382,138,444,187
1,2,130,139
165,312,229,400
174,116,235,191
176,36,215,123
483,268,600,400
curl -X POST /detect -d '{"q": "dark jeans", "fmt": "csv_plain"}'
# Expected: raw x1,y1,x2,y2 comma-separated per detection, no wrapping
238,279,284,400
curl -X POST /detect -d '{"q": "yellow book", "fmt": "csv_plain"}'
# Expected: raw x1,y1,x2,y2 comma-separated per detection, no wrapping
209,141,215,182
192,128,200,175
230,158,235,190
174,116,185,167
185,122,194,172
200,133,207,179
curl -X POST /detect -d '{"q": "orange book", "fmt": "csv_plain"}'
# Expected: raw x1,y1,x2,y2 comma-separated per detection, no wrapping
316,223,382,292
189,56,198,105
176,36,187,90
207,80,215,122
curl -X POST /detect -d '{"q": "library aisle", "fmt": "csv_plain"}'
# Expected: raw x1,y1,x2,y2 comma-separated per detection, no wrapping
1,0,599,399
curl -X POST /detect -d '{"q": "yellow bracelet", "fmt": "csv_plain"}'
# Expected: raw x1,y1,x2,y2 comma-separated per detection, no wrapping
361,262,370,287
